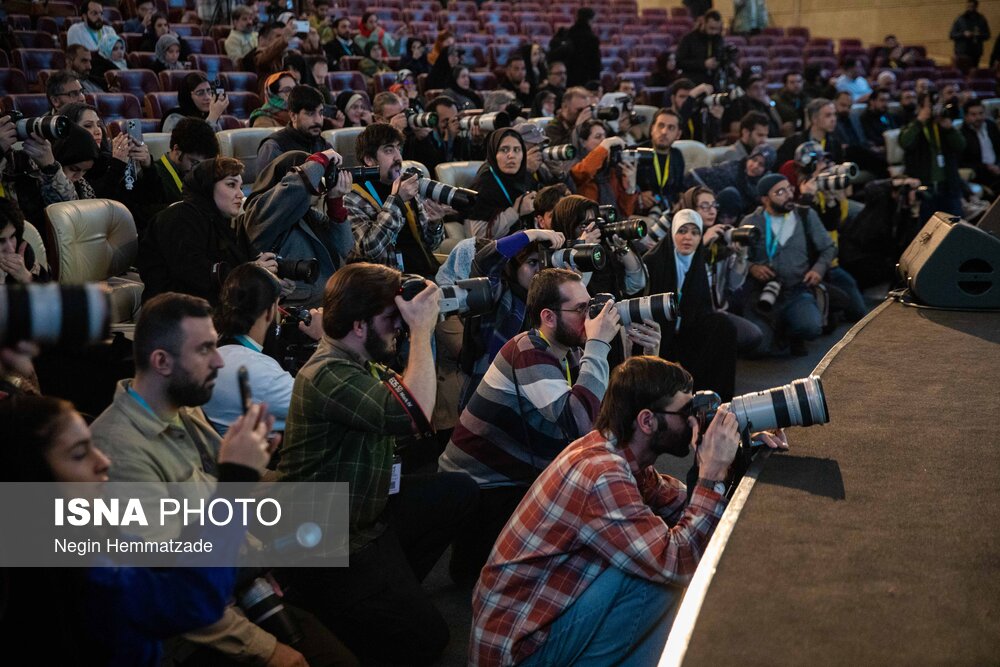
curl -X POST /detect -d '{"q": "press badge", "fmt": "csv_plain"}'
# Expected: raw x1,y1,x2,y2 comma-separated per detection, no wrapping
389,455,402,495
937,154,945,168
394,252,405,271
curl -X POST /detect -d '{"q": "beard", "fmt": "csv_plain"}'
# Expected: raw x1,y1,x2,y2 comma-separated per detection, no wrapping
770,198,795,214
364,325,397,365
554,314,586,348
651,417,693,458
86,17,104,30
166,366,217,407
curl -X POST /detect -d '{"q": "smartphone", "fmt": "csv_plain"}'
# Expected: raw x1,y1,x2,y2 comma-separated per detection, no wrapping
211,79,225,100
126,118,143,145
237,366,252,415
294,19,310,34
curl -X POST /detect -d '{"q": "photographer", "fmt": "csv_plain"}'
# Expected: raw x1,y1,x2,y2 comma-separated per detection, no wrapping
466,128,537,240
442,268,646,585
203,263,325,434
90,293,354,667
0,197,49,285
275,263,478,665
544,87,592,147
372,91,432,156
345,123,445,276
139,158,270,306
667,79,724,144
723,73,783,138
257,85,331,169
642,208,738,400
636,109,687,214
570,122,639,219
161,73,229,134
959,98,1000,195
0,114,77,231
470,356,787,666
676,11,736,88
744,174,837,356
499,53,536,108
898,91,966,220
241,149,354,307
404,96,481,177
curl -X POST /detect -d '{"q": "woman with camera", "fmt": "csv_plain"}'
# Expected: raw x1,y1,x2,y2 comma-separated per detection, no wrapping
569,120,640,219
139,157,274,306
203,263,325,435
161,73,229,133
0,393,275,666
240,149,355,307
642,208,739,401
465,128,537,240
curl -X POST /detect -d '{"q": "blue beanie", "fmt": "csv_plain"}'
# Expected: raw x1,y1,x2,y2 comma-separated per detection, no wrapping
756,173,787,198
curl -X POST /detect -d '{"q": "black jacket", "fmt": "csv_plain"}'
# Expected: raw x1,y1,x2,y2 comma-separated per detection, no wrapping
960,120,1000,177
324,37,362,63
565,22,601,86
860,109,901,148
403,132,479,179
676,30,725,86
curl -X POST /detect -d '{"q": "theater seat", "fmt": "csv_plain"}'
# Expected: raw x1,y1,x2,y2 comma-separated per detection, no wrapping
321,127,365,168
883,128,903,166
21,221,48,275
108,118,162,138
435,161,484,190
326,71,366,92
187,54,234,76
0,69,29,96
158,69,204,92
216,127,281,190
13,31,56,49
13,49,66,88
219,71,258,93
142,132,172,161
2,94,51,118
86,93,143,122
401,160,430,180
673,140,712,170
126,52,158,70
43,199,143,324
105,69,160,98
144,91,178,120
221,92,261,121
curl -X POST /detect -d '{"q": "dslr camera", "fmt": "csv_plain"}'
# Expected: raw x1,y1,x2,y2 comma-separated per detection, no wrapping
404,109,438,129
757,279,782,312
608,145,655,168
326,162,380,183
690,375,829,436
399,274,493,317
402,167,477,210
702,87,745,108
929,91,962,121
275,256,319,284
589,104,620,121
588,292,678,326
541,243,607,272
457,110,511,134
814,162,859,192
537,138,576,162
5,110,70,142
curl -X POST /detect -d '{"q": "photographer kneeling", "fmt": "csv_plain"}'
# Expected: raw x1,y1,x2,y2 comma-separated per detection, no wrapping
470,356,786,666
203,263,325,434
241,148,355,307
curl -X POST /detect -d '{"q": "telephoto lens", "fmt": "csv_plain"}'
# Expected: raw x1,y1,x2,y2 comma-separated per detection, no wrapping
0,283,111,347
458,111,511,132
399,274,493,317
335,164,380,181
722,224,760,246
757,279,782,312
540,144,576,161
587,292,678,326
599,218,648,242
543,244,607,272
10,112,70,142
402,167,477,210
691,375,830,434
275,256,320,284
590,105,620,121
815,173,850,192
405,110,438,129
238,578,304,645
619,147,655,166
646,214,671,243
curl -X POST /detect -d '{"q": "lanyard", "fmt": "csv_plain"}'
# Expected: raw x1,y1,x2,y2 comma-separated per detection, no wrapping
653,151,670,189
687,118,695,138
235,335,261,352
127,385,218,474
489,166,513,206
0,181,5,198
160,155,183,193
764,212,781,261
536,329,571,387
923,123,941,153
126,385,158,417
364,180,384,207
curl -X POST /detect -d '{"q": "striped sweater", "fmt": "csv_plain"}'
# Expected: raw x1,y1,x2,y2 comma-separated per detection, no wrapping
439,330,610,488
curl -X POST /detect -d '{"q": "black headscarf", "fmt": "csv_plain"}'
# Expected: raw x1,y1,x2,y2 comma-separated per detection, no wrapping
445,66,483,109
162,72,210,128
467,128,529,223
335,90,367,127
426,45,457,90
52,123,100,166
182,158,231,215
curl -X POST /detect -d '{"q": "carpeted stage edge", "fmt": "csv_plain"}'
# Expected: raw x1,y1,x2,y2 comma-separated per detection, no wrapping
680,300,1000,666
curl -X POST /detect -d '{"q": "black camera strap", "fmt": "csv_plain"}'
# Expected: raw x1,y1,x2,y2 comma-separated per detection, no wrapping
368,362,435,441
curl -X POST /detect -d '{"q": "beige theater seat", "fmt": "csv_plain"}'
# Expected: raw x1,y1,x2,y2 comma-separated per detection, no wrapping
765,137,785,152
43,199,143,324
632,104,658,140
528,116,551,130
435,161,485,189
216,127,281,190
673,140,712,171
708,145,732,165
883,128,903,166
402,160,430,179
321,127,365,168
21,221,48,274
143,132,172,161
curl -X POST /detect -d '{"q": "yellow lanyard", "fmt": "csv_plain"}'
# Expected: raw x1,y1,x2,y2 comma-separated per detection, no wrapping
160,155,183,193
653,152,670,189
0,181,5,198
536,329,571,387
687,118,695,138
922,123,941,153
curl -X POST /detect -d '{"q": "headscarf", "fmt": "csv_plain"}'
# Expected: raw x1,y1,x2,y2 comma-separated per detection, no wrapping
52,123,100,167
467,128,529,224
428,30,453,66
426,45,458,90
168,72,211,120
154,34,182,69
445,65,483,109
249,71,293,126
357,12,382,40
97,34,128,70
335,90,367,126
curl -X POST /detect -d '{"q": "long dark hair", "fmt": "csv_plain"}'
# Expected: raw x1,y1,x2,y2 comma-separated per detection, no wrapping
176,72,210,117
0,395,76,482
214,263,282,337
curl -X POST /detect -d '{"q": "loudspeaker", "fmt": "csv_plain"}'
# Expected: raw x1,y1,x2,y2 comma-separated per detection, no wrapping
978,196,1000,236
898,213,1000,308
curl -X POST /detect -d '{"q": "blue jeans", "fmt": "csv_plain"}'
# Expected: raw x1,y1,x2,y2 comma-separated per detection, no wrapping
745,284,823,355
520,567,680,667
824,266,868,322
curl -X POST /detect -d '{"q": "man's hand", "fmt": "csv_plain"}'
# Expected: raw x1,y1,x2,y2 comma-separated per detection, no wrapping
627,320,661,356
0,341,40,382
524,228,565,247
749,264,776,281
128,139,152,168
701,224,728,246
327,169,353,199
799,177,818,196
255,252,279,274
422,198,451,221
696,405,740,480
574,105,593,128
584,298,622,344
691,83,714,97
22,133,55,168
525,144,542,173
442,114,460,141
395,279,441,336
599,136,625,153
0,115,18,154
513,190,536,216
265,641,309,667
619,158,638,193
320,148,343,165
803,269,822,286
218,403,276,473
412,126,432,140
390,171,419,201
0,242,34,283
639,191,657,211
298,308,325,340
753,428,789,450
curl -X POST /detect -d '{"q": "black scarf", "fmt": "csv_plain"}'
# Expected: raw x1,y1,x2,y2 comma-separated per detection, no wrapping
467,128,529,225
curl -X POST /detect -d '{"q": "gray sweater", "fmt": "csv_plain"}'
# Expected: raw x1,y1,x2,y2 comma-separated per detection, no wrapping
743,205,837,289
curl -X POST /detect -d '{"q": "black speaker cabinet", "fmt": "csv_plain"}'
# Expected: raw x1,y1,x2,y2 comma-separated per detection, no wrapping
979,196,1000,237
898,213,1000,308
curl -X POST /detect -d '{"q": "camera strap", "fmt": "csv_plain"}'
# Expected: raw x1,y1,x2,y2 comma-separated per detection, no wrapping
367,362,435,441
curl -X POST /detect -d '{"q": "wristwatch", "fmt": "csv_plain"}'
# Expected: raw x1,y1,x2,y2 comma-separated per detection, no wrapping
697,478,727,496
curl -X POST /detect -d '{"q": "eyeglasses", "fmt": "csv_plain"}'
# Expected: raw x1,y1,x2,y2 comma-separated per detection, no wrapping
655,401,693,419
278,87,295,95
191,87,213,97
696,202,720,211
57,87,84,99
556,303,589,316
771,186,793,197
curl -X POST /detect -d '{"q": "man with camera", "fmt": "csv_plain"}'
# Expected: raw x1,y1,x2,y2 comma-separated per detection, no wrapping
403,96,481,177
441,267,628,584
275,263,478,665
91,292,354,667
345,123,447,277
724,73,783,138
743,173,838,356
470,355,787,666
544,87,593,148
257,86,331,169
666,79,724,144
676,10,729,87
899,91,966,220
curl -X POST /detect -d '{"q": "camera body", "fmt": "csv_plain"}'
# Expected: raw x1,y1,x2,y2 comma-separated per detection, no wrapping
541,243,606,272
401,167,477,209
597,216,647,243
608,146,655,168
587,292,678,326
399,274,493,317
721,224,759,246
6,110,70,142
283,306,312,327
929,91,962,121
702,87,745,108
275,256,319,284
589,104,620,121
691,375,829,436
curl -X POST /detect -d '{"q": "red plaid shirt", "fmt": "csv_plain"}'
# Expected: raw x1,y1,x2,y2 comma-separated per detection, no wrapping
469,430,727,666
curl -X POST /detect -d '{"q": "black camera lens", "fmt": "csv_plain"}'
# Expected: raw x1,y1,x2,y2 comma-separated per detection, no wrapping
276,257,319,284
345,165,380,181
599,218,647,242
